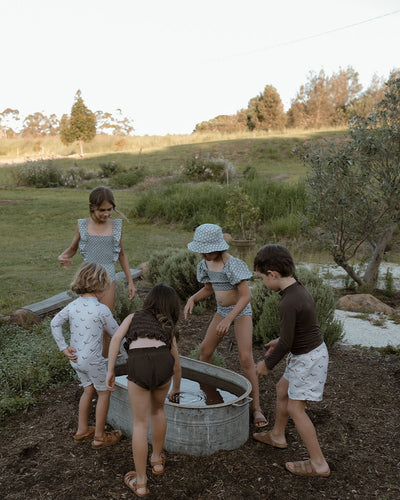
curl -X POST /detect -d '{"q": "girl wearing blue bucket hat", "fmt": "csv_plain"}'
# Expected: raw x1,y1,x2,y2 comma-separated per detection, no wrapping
184,224,267,428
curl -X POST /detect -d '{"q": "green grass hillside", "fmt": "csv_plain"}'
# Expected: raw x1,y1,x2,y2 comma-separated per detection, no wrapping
0,127,356,315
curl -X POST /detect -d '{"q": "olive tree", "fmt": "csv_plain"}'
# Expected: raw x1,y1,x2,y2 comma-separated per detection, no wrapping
302,76,400,286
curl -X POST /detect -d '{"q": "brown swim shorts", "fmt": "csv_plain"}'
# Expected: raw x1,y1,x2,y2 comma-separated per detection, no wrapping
127,345,174,390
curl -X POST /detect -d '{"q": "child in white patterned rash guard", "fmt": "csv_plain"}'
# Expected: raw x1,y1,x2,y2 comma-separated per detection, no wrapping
253,244,330,478
184,223,267,428
58,186,136,357
51,262,124,449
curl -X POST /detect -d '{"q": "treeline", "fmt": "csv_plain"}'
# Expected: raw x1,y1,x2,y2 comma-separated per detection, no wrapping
2,66,399,139
0,94,134,139
195,66,400,133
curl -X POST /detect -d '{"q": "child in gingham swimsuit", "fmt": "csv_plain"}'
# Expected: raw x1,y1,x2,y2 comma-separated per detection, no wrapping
58,186,136,357
184,223,267,428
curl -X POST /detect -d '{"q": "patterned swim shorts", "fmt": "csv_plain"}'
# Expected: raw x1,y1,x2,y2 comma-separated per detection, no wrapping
283,342,329,402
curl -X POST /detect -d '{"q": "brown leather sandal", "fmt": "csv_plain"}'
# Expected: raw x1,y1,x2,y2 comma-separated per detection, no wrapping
73,426,95,442
91,429,122,449
285,459,331,477
124,471,149,498
150,452,166,475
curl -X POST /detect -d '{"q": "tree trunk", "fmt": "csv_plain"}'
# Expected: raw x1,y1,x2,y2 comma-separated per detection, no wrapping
79,139,84,157
333,255,364,286
363,223,398,284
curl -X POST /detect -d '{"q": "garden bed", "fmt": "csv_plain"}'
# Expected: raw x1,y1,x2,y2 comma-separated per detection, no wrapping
1,309,399,499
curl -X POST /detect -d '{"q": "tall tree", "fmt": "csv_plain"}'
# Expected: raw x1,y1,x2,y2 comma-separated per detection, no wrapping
0,108,20,137
60,90,96,155
302,75,400,286
21,112,60,136
246,85,287,131
287,67,361,128
95,109,134,135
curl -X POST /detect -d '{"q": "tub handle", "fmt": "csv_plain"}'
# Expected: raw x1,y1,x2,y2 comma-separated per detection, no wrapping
232,397,252,407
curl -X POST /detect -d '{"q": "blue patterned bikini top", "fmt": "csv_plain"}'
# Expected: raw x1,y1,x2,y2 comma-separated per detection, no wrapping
197,257,253,291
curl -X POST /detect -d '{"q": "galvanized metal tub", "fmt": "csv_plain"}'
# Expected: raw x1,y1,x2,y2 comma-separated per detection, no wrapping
107,355,252,456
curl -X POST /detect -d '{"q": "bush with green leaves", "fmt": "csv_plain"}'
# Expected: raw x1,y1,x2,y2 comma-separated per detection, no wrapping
188,345,226,367
61,166,86,187
110,167,146,188
14,161,86,188
145,247,181,285
251,266,343,348
157,249,202,301
146,248,215,309
0,321,75,421
99,160,124,177
181,153,233,182
15,161,63,187
113,279,143,323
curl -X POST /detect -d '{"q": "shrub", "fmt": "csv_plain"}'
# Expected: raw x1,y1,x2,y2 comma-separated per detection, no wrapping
113,279,143,323
145,247,181,285
188,345,226,367
251,280,281,342
0,321,75,421
99,161,124,177
383,268,396,298
146,248,215,308
181,153,234,183
251,266,343,348
110,167,146,188
61,166,85,187
157,249,203,301
15,161,63,187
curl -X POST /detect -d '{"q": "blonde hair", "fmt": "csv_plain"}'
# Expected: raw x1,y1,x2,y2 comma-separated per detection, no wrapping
70,262,111,295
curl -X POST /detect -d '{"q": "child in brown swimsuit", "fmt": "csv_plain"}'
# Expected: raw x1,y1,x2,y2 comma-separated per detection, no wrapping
106,284,181,498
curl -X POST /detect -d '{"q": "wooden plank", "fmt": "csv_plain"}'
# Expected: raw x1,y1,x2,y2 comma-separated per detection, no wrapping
23,291,73,315
23,268,142,316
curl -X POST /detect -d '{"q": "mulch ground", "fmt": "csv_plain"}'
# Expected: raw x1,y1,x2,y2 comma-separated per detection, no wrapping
1,303,400,499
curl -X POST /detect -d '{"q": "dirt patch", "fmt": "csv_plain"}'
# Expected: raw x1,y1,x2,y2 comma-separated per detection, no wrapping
1,309,400,499
0,200,22,205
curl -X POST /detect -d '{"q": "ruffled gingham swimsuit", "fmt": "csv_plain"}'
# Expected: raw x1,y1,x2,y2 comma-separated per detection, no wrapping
78,218,122,281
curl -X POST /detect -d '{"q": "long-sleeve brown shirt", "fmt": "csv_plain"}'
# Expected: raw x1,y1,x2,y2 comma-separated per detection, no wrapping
265,281,323,371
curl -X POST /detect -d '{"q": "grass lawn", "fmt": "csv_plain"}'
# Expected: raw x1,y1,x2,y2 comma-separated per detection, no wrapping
0,188,192,314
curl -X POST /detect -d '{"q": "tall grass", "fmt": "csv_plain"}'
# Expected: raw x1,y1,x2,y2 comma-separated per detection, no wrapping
131,178,307,236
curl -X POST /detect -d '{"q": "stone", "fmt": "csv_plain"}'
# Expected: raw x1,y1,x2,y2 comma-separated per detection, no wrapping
337,294,394,315
9,308,42,327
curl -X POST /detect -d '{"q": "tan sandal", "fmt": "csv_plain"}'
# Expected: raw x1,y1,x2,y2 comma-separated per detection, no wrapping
91,430,122,449
73,426,95,442
150,452,166,475
124,471,149,498
285,459,330,477
253,430,287,449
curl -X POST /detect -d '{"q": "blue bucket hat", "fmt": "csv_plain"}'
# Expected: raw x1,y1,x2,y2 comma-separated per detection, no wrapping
187,224,229,253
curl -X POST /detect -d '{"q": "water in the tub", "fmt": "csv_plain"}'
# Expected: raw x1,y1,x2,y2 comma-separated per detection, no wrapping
171,378,237,406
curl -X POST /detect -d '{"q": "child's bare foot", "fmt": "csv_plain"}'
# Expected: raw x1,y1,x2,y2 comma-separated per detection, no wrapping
91,429,122,449
252,408,268,428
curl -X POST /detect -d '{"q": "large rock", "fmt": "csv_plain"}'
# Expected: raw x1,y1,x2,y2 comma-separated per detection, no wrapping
337,294,394,315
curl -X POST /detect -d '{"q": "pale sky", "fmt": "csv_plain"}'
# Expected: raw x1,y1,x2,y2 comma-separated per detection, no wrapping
1,0,399,136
